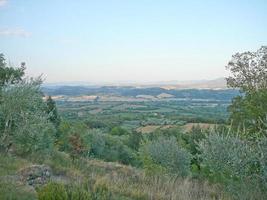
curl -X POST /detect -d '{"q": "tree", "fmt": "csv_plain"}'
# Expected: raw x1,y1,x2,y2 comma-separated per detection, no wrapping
228,90,267,135
226,46,267,92
198,132,265,199
46,96,61,128
226,46,267,135
110,126,128,136
0,53,25,87
0,78,54,154
69,132,85,161
127,131,142,151
139,137,191,176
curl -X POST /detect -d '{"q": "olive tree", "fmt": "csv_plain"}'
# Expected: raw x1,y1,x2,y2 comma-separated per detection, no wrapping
199,132,267,199
139,136,191,176
0,78,55,154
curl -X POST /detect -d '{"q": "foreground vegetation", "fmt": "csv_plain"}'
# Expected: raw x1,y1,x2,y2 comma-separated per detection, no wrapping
0,46,267,200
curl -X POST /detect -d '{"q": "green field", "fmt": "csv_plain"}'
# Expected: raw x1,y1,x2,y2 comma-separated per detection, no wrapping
57,98,230,132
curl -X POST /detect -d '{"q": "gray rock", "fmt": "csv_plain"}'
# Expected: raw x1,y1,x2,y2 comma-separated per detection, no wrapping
19,165,52,187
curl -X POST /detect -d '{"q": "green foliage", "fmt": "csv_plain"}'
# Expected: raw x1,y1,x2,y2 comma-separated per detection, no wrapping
57,122,89,154
38,182,92,200
0,180,36,200
89,130,135,165
0,53,25,87
228,89,267,136
226,47,267,137
127,131,143,151
185,126,206,155
226,46,267,92
85,119,110,129
110,126,128,136
199,133,255,179
38,182,68,200
258,137,267,189
198,132,267,199
0,79,55,155
139,136,191,176
92,180,112,200
46,96,61,129
182,126,206,171
65,184,92,200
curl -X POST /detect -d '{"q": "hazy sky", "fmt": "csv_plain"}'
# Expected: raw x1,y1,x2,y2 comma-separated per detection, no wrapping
0,0,267,83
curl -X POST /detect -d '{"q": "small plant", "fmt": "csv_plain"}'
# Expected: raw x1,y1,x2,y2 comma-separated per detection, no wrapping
92,178,112,200
38,182,68,200
37,182,92,200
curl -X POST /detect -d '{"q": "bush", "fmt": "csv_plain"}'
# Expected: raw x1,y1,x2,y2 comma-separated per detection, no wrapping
65,184,91,200
198,132,267,199
38,182,92,200
89,131,136,165
110,126,128,136
139,136,191,176
0,79,55,155
198,132,255,179
127,131,143,151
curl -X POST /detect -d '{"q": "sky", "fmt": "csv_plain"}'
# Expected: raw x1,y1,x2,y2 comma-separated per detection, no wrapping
0,0,267,83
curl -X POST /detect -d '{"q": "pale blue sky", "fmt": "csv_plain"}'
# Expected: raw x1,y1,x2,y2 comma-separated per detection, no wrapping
0,0,267,83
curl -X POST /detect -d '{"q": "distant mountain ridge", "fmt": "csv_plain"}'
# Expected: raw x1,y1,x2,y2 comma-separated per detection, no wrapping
43,77,228,90
173,78,227,89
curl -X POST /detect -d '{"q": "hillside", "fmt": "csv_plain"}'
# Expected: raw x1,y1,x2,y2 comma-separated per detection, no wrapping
0,151,226,200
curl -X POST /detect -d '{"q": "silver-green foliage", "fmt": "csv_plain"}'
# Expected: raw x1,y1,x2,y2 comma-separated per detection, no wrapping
0,79,54,154
198,133,255,178
199,132,267,199
258,137,267,189
140,136,191,176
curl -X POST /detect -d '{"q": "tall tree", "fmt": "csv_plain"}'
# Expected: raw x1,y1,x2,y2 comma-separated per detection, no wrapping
226,46,267,136
226,46,267,92
46,96,61,128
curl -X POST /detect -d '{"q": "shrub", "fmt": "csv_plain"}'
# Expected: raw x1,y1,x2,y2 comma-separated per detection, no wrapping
69,132,86,161
127,131,143,151
89,131,135,165
0,79,55,155
139,136,191,176
110,126,128,136
198,132,267,199
198,132,255,179
65,184,91,200
38,182,92,200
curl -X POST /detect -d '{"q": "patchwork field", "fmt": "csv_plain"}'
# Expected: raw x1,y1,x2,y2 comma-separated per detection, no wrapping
55,93,232,133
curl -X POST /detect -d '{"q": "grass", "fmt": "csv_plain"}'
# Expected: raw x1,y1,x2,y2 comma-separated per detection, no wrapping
0,151,228,200
0,153,31,176
182,123,216,132
0,153,37,200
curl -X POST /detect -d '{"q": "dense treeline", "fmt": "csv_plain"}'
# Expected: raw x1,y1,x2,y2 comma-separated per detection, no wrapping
0,47,267,200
